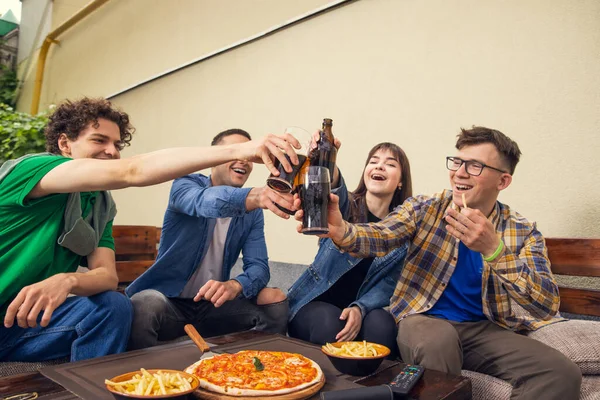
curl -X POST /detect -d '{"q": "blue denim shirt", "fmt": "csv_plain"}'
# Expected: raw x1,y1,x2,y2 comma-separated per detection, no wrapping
287,176,407,321
288,239,407,321
126,174,268,299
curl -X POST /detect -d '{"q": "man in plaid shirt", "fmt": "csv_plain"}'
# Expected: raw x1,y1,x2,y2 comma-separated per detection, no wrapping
297,127,581,399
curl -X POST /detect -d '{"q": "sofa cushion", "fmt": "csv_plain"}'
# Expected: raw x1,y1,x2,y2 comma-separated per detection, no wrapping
463,370,600,400
461,369,512,399
581,375,600,400
0,357,69,377
528,320,600,375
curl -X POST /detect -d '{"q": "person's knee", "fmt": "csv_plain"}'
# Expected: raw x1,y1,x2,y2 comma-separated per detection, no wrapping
310,307,344,343
546,354,582,397
256,288,287,305
410,326,459,358
397,315,461,369
93,291,133,322
363,309,399,359
254,298,289,335
263,297,289,319
290,303,343,344
364,309,396,331
130,290,170,321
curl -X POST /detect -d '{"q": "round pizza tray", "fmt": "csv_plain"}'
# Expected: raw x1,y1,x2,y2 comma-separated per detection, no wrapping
192,375,326,400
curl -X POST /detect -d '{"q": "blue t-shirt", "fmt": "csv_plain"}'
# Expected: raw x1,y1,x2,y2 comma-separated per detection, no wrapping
426,241,486,322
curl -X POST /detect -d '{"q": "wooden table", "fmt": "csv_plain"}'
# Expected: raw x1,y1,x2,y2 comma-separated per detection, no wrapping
0,331,471,400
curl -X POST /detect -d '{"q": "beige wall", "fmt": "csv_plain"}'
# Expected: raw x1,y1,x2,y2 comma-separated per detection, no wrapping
17,0,332,110
18,0,600,264
18,0,51,64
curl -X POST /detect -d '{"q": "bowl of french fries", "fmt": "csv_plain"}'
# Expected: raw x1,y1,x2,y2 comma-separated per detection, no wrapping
105,368,199,399
322,341,390,376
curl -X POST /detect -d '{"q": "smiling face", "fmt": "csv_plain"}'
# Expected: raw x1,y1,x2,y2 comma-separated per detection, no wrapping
58,117,122,160
210,134,253,187
449,143,512,214
363,149,402,197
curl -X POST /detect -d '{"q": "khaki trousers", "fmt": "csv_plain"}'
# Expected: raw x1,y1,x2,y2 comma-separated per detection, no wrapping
397,314,582,400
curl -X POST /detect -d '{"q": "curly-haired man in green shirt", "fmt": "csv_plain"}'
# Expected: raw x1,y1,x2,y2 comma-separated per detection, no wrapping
0,97,299,362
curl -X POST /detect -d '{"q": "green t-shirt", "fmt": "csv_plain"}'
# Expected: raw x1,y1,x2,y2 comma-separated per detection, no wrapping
0,155,115,316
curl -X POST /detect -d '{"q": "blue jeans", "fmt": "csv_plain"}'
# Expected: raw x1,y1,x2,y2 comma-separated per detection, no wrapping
0,291,133,362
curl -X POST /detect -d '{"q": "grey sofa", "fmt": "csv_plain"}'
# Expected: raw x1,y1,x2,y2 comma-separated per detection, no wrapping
3,260,598,400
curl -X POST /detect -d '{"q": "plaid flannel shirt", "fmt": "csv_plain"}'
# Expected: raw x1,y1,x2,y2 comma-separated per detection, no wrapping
337,190,563,331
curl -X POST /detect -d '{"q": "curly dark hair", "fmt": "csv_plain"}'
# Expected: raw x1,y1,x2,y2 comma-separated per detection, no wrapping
45,97,135,154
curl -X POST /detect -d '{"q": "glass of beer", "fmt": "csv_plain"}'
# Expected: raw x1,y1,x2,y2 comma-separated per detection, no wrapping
300,166,331,235
266,127,310,194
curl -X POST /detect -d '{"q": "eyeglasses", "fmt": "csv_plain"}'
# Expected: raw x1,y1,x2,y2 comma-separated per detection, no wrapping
446,156,508,176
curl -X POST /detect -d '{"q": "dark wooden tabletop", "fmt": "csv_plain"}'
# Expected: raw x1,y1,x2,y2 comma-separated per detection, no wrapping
0,331,471,400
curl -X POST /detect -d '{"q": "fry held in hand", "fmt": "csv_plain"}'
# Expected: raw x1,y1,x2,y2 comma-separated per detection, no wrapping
105,369,193,396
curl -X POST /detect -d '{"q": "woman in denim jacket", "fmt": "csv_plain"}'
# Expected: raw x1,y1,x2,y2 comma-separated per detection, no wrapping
288,142,412,358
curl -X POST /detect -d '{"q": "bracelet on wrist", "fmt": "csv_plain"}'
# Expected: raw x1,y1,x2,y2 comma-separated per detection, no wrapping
483,240,504,262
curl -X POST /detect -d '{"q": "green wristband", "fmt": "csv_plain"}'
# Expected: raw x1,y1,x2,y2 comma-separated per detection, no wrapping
483,240,504,262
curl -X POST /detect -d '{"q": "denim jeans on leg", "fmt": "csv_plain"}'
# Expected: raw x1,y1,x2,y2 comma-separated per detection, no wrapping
0,291,133,362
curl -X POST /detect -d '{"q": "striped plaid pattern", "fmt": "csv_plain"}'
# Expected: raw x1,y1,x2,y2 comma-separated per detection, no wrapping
338,190,562,331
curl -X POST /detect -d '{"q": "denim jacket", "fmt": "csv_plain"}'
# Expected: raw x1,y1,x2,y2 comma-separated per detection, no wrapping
126,174,268,299
287,177,407,321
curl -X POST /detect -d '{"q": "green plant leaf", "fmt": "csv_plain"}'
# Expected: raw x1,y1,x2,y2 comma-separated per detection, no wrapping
253,357,264,372
0,103,48,165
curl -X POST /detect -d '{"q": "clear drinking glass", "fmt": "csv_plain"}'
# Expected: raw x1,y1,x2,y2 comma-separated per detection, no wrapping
300,166,331,235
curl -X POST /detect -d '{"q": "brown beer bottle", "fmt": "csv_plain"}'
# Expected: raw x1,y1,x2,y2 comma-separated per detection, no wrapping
308,118,337,182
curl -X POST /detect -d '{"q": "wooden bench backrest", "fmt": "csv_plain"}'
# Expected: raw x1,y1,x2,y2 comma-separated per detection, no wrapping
113,225,161,283
546,238,600,317
110,227,600,316
546,238,600,277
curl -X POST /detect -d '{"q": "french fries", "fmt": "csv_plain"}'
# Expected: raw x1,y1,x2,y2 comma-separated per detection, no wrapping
105,369,193,396
323,341,381,357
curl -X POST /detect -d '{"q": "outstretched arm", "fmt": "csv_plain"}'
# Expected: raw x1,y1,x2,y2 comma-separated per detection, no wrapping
28,133,300,198
294,194,414,258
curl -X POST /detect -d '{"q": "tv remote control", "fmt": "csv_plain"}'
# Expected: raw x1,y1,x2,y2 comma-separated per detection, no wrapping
388,364,424,395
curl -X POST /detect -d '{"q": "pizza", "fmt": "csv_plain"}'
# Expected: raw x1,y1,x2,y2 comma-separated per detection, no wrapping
185,350,324,397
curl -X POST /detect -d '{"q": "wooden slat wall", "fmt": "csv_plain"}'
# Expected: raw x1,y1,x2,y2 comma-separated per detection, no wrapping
110,228,600,316
557,287,600,317
546,238,600,277
546,238,600,317
113,225,160,283
115,260,155,283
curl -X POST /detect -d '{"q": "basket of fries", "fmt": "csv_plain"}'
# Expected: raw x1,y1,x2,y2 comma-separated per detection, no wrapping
321,341,390,376
105,368,199,399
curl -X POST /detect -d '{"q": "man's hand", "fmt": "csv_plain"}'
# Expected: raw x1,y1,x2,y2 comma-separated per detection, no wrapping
294,193,346,242
246,186,296,219
194,280,243,308
445,207,500,256
236,133,301,176
4,274,74,329
336,306,362,342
